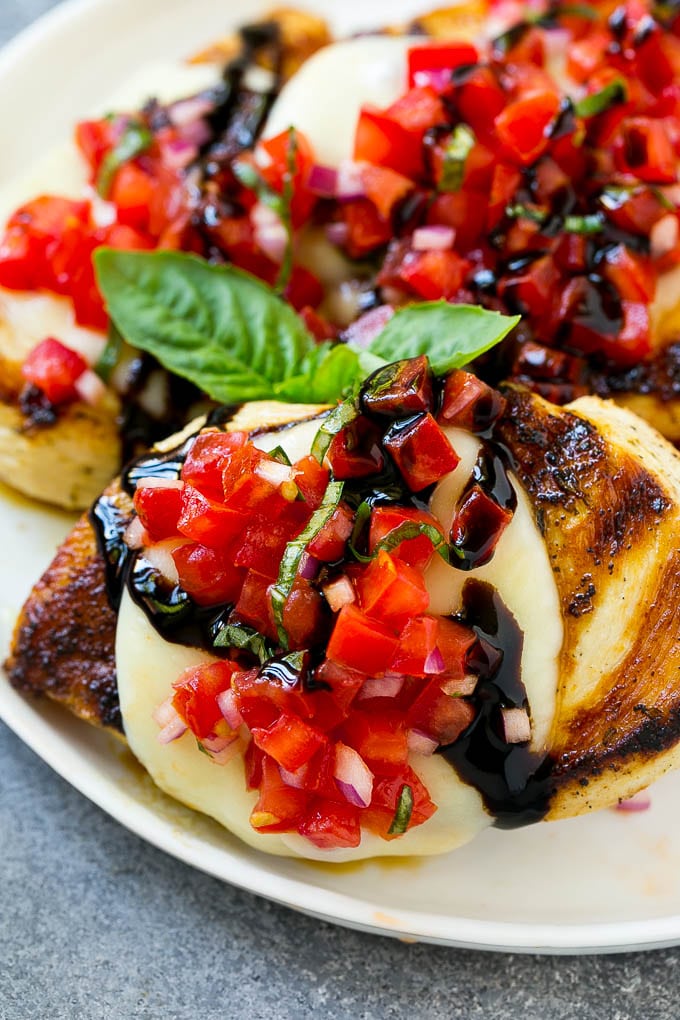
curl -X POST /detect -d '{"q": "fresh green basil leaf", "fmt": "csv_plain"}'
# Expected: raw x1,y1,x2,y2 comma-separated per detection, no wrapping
505,203,548,225
270,480,345,647
214,622,273,663
97,120,153,198
310,400,359,464
373,521,452,564
348,500,373,562
95,249,316,403
367,303,520,375
388,784,414,835
275,342,362,403
563,212,604,234
574,79,627,118
94,323,124,383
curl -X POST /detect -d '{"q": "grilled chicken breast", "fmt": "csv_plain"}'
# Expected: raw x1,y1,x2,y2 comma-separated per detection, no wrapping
7,390,680,833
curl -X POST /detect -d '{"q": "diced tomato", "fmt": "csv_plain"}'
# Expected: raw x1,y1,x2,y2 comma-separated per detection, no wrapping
133,484,183,542
356,550,430,630
341,709,408,776
234,501,310,574
406,679,476,745
494,90,561,166
455,66,506,141
427,191,486,251
306,503,354,561
342,198,393,258
397,248,468,300
601,244,656,302
450,485,513,567
438,369,505,432
436,616,478,676
181,430,249,501
390,615,441,677
360,354,434,418
250,756,309,832
327,605,400,676
498,255,561,317
172,543,245,606
294,455,330,509
369,507,444,570
618,117,677,183
384,413,459,491
100,222,154,251
21,337,87,405
244,738,265,790
354,106,424,181
110,162,156,230
282,580,329,651
298,305,337,341
172,660,240,739
298,798,361,849
386,86,447,137
232,667,312,730
252,712,327,772
565,31,609,83
358,163,414,220
283,264,324,312
177,485,248,549
407,42,479,90
259,129,317,228
487,162,523,231
233,570,277,641
75,118,117,175
0,196,91,293
325,416,384,479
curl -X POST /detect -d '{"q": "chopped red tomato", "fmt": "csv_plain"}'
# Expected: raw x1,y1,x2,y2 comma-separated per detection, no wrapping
369,507,444,570
133,484,184,542
21,337,87,405
407,42,479,90
326,605,400,675
172,543,246,606
252,712,327,772
384,413,460,491
250,756,309,832
298,799,361,849
172,660,240,739
356,550,430,630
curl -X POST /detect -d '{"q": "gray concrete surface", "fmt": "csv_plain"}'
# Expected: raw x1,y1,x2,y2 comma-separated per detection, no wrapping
2,3,680,1018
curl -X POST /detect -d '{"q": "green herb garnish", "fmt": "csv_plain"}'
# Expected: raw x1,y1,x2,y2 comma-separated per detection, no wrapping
213,622,273,664
440,125,476,192
563,212,605,234
310,401,358,465
97,120,153,198
574,79,628,119
388,784,414,835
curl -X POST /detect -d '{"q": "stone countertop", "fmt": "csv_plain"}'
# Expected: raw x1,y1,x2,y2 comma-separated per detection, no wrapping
1,3,680,1018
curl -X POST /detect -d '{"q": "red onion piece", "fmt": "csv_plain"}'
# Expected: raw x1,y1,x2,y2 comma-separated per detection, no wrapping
412,225,455,251
651,214,678,258
616,791,651,813
342,305,395,349
307,163,338,197
152,696,178,728
216,688,243,731
407,729,439,756
423,646,446,674
501,707,531,744
168,95,216,126
412,68,455,92
135,476,185,490
358,673,405,701
252,203,287,263
144,540,182,585
440,674,478,697
336,159,366,200
322,574,356,613
157,707,187,745
255,460,296,488
177,118,212,148
161,138,199,170
334,742,374,808
325,221,350,246
74,368,107,406
279,763,309,789
123,516,147,550
299,551,321,581
207,735,243,766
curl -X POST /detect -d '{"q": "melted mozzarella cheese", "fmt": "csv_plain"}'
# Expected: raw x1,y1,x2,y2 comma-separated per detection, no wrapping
117,415,563,861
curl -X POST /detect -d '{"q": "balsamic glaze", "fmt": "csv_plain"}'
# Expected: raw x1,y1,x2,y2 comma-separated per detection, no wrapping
442,580,551,827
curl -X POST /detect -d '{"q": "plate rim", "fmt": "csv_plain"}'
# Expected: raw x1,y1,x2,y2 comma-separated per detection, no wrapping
3,0,680,955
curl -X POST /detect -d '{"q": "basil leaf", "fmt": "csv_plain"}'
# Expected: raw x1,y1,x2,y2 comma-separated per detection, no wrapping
274,343,362,403
505,203,548,225
367,303,520,374
440,125,476,193
97,120,153,198
348,500,373,562
214,622,272,663
95,249,316,403
310,401,359,464
270,480,345,647
563,212,604,234
94,323,123,383
388,784,414,835
373,521,452,564
574,79,628,118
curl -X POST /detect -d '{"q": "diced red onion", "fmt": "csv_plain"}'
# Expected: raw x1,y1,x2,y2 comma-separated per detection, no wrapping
651,214,679,258
342,305,395,349
279,763,309,789
336,159,366,200
156,705,187,744
201,733,234,754
307,163,338,197
407,729,439,756
161,138,199,170
206,735,243,766
440,674,478,697
299,551,321,580
152,696,178,728
412,225,455,252
135,476,185,490
144,540,181,585
255,460,295,487
74,368,107,406
177,118,212,148
358,673,405,701
543,27,571,59
252,203,287,263
322,574,356,613
412,68,456,92
123,516,147,550
501,706,531,744
334,742,374,808
423,647,446,674
616,791,651,813
168,95,216,127
325,221,349,246
217,688,243,731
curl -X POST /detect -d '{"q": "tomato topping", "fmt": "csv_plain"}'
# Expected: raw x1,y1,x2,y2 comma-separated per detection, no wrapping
326,605,400,676
181,431,249,501
407,42,479,90
354,107,424,181
384,413,459,491
369,507,444,570
356,550,430,630
172,543,245,607
21,337,87,405
294,455,330,509
450,485,514,567
250,757,309,832
252,712,327,772
133,483,184,542
298,799,362,849
172,660,240,739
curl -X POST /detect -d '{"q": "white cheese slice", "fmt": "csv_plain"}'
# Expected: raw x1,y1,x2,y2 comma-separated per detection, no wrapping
116,415,563,861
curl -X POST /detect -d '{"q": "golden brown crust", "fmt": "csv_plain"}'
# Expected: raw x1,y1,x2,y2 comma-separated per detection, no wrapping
4,483,129,732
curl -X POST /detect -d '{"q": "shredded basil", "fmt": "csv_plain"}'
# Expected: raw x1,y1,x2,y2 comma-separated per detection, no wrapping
94,324,124,383
348,500,372,562
213,622,273,663
97,120,153,198
505,204,548,225
350,518,454,565
267,445,292,466
310,401,358,464
440,125,476,193
388,784,414,835
270,480,345,647
574,79,628,119
563,212,605,234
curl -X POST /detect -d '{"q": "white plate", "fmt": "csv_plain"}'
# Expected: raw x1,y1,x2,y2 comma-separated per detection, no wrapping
3,0,680,954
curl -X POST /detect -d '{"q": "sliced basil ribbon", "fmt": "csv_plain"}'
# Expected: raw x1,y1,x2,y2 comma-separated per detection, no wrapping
213,622,273,663
270,479,345,647
388,784,414,835
97,120,153,198
574,79,627,119
310,401,358,464
350,515,455,565
440,124,476,193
